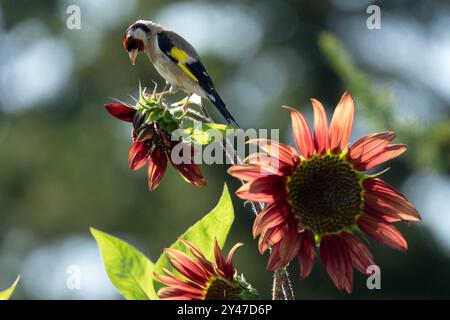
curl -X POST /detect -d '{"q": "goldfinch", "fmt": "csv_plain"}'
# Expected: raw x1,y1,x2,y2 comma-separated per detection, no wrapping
123,20,238,126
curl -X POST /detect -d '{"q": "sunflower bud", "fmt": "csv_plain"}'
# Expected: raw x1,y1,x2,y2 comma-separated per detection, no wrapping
105,88,206,190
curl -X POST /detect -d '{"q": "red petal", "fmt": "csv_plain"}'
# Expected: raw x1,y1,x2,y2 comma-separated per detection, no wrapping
357,214,408,252
329,91,355,154
364,193,421,222
104,104,136,122
283,106,315,159
227,164,279,182
235,176,286,203
320,234,353,293
247,139,299,168
165,249,209,285
224,242,243,280
258,226,284,253
180,239,214,276
278,225,301,267
347,131,396,168
311,98,329,155
147,149,168,190
363,178,421,222
158,287,203,300
243,153,295,177
357,144,407,171
253,202,287,238
298,230,317,280
340,232,374,274
363,204,401,223
180,239,207,260
267,245,282,272
158,284,204,296
214,240,227,276
128,141,148,171
171,161,206,187
155,269,204,293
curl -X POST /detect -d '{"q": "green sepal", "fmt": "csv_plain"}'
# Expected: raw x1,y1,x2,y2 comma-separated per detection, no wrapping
236,274,259,300
183,123,237,145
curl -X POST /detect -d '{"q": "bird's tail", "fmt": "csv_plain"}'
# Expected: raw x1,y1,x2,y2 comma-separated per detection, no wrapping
209,91,239,127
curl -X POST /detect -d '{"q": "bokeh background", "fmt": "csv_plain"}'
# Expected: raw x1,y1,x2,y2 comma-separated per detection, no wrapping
1,0,449,299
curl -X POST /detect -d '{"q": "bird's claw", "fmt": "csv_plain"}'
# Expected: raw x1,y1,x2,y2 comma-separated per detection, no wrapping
182,100,190,112
179,100,190,118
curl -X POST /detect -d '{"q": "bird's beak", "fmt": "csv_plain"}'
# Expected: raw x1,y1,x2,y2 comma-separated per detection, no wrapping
128,49,138,66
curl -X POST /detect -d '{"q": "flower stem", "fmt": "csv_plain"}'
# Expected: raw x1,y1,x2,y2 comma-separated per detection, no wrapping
281,268,295,300
272,267,284,300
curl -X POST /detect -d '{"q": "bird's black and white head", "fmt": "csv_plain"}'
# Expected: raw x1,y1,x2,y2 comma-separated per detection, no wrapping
123,20,159,65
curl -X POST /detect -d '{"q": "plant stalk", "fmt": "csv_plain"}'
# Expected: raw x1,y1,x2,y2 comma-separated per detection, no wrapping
272,267,284,300
281,267,295,300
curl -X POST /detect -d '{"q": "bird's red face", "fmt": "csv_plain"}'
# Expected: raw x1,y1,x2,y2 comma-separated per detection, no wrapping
123,35,144,66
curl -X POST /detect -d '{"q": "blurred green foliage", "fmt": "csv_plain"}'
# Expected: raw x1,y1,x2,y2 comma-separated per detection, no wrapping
319,32,450,173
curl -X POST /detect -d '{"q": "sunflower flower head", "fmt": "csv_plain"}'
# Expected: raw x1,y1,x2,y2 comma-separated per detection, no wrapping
155,239,259,300
104,88,206,190
228,91,421,293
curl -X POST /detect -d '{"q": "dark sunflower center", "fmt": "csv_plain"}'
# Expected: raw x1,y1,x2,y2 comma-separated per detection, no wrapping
136,125,171,153
146,133,168,152
204,277,241,300
286,154,362,235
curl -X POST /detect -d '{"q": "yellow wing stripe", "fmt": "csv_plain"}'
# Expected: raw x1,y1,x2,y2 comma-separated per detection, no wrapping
169,47,199,83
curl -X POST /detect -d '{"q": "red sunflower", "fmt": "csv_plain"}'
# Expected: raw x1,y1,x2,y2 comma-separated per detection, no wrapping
105,102,206,190
228,91,421,293
155,239,259,300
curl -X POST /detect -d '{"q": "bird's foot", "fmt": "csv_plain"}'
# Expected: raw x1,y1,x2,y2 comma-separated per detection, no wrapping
180,103,190,118
180,94,193,115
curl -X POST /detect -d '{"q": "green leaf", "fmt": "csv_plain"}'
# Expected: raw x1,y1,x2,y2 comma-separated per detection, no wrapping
153,184,234,279
91,227,157,300
183,123,237,144
0,275,20,300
